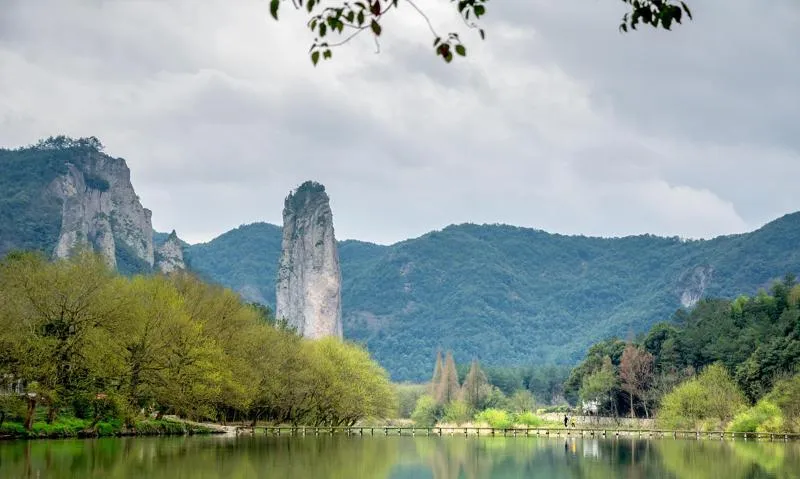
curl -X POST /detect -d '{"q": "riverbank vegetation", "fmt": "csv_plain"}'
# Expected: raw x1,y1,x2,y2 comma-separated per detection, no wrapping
0,251,396,437
565,275,800,432
408,353,560,429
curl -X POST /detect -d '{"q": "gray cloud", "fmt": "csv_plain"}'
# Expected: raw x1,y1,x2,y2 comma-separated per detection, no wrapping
0,0,797,245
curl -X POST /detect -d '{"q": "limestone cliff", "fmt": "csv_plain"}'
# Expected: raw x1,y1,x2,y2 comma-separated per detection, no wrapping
48,147,154,270
275,181,343,339
677,265,714,308
156,230,186,274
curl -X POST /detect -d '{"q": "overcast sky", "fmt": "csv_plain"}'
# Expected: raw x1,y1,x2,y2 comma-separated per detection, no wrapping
1,1,798,245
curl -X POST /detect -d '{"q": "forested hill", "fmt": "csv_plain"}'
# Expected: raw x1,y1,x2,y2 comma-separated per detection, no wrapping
4,138,800,382
182,213,800,382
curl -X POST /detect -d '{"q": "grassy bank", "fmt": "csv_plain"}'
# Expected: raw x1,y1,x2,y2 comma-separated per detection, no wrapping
0,418,216,440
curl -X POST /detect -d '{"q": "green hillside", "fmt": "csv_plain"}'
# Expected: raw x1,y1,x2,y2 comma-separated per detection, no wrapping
4,138,800,383
178,215,800,382
183,222,283,306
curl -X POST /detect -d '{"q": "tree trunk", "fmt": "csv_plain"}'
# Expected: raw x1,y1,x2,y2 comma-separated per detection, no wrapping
47,404,58,424
642,397,649,419
629,390,635,419
24,397,36,431
0,410,5,428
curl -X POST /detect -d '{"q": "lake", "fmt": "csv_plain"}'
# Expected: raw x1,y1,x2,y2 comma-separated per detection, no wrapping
1,434,799,478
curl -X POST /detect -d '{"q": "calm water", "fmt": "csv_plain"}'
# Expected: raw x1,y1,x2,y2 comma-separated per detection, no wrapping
1,434,799,478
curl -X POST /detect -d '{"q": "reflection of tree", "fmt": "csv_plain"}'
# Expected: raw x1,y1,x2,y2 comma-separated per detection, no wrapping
657,440,800,479
3,436,800,478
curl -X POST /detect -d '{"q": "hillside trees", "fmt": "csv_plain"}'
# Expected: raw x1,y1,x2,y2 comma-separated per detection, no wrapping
267,0,692,66
0,253,396,431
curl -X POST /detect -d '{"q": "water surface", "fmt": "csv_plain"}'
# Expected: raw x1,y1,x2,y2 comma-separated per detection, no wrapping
1,434,798,478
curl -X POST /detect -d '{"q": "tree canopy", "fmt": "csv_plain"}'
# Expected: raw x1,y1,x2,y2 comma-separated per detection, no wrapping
268,0,693,65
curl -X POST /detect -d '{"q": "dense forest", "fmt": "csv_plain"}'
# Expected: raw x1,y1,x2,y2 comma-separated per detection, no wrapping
184,215,800,382
0,252,395,435
564,276,800,432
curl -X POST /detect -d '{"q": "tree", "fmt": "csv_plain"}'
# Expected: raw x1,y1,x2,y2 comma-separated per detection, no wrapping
508,390,536,413
461,359,489,410
268,0,693,66
619,343,655,418
658,363,746,430
434,351,460,405
430,350,443,398
579,356,618,417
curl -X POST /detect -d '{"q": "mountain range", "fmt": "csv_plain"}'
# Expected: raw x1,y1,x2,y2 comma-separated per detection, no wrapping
3,137,800,381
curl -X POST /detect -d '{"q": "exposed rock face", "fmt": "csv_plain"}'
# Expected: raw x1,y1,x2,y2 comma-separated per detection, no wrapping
49,152,154,269
678,265,714,308
156,230,186,273
275,181,343,339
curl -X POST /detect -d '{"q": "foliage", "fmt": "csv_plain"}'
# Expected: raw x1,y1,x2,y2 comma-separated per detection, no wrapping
569,275,800,422
474,408,512,429
410,394,441,427
395,383,427,418
727,401,783,434
442,400,471,426
762,374,800,433
433,351,460,405
508,390,536,413
461,359,490,410
513,411,547,427
267,0,691,66
657,364,747,431
0,253,396,430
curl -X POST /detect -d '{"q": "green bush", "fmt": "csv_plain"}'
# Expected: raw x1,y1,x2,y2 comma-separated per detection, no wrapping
475,409,513,429
658,364,747,431
411,395,441,427
442,400,472,425
514,411,546,427
728,401,784,434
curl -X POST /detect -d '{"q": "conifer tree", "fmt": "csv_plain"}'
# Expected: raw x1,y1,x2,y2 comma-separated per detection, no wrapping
429,350,443,398
462,359,489,410
435,351,460,405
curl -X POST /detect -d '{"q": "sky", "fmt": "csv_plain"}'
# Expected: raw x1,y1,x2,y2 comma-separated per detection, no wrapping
1,0,798,245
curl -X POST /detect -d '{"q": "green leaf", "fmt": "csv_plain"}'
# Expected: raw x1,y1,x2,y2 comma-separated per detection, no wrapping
269,0,280,20
371,19,382,36
306,0,316,13
323,49,332,60
319,23,327,37
474,5,485,17
455,44,466,56
357,10,365,25
311,51,320,66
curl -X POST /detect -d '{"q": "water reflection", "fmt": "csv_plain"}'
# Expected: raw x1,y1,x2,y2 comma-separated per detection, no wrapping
1,434,798,478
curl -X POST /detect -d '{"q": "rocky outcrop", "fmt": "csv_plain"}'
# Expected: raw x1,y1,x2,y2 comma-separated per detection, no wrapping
49,150,154,269
275,181,343,339
156,230,185,273
678,265,714,308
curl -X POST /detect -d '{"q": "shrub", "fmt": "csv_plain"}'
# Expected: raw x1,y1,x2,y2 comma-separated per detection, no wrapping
475,409,513,429
515,411,546,427
442,400,472,425
727,401,782,433
658,363,747,430
411,395,441,427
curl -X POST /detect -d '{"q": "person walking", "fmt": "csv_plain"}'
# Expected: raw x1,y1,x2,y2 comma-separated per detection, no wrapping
564,414,568,428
